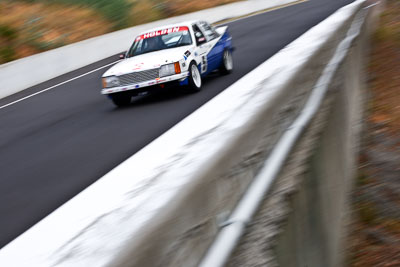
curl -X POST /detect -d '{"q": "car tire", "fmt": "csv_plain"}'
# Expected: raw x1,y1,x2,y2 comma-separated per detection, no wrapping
110,92,131,107
220,49,233,75
187,61,202,92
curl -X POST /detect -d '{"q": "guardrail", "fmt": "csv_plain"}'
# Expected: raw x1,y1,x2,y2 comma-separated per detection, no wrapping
201,1,381,266
0,0,297,100
0,0,382,266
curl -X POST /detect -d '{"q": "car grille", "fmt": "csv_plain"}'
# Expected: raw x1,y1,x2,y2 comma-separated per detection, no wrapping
118,68,160,86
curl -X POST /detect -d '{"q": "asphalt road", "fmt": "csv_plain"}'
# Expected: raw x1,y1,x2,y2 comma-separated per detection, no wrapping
0,0,354,248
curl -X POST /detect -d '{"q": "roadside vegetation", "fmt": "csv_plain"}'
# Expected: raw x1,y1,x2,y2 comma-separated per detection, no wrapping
0,0,241,64
348,0,400,266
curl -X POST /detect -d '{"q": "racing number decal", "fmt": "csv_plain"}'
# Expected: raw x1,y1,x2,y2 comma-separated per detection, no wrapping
201,55,208,74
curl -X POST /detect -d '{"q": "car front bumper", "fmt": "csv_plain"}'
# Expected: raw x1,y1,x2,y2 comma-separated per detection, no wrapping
101,72,189,95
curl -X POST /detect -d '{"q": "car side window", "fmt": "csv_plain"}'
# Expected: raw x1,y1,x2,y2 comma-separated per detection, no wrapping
199,21,219,41
128,39,144,57
192,24,207,46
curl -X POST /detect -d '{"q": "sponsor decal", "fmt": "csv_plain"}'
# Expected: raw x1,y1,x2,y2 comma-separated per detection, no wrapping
133,62,144,70
135,27,189,41
183,50,191,61
135,85,140,88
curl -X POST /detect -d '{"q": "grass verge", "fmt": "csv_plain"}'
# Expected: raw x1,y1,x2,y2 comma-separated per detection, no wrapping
347,1,400,266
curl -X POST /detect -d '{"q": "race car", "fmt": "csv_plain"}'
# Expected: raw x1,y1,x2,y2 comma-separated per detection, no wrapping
101,20,234,107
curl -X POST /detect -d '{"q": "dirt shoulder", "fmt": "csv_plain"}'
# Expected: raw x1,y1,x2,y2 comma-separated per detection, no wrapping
347,0,400,266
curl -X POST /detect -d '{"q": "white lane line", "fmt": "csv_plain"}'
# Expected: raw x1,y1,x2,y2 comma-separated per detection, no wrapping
0,60,120,110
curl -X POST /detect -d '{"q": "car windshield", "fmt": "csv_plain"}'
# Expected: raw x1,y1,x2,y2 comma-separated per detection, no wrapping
127,26,192,57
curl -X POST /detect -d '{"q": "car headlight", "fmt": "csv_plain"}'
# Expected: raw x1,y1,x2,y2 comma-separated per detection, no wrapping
102,76,120,88
159,63,175,78
159,62,181,77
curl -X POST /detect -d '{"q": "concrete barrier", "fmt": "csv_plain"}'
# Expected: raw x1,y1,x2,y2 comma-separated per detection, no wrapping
0,0,380,266
227,1,384,267
0,0,298,100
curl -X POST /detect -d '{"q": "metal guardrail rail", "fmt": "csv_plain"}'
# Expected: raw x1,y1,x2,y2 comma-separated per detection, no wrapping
199,1,378,266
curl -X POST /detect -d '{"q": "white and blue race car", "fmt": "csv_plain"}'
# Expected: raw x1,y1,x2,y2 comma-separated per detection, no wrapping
101,20,234,107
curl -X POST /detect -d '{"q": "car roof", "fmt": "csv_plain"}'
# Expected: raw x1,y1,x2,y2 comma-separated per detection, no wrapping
138,20,199,35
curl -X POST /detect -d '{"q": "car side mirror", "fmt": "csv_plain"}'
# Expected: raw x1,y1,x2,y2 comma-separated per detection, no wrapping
119,53,126,59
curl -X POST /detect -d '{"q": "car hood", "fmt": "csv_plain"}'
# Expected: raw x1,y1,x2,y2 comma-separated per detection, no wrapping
103,46,193,77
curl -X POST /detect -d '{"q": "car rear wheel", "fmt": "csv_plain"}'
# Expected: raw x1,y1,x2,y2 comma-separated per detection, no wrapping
220,49,233,75
110,92,131,107
187,62,202,92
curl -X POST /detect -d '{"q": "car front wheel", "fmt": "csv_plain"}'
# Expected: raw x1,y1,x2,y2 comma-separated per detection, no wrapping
110,92,131,107
187,62,202,92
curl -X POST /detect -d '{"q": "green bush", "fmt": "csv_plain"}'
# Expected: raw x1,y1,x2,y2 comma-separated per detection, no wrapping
16,0,133,29
0,46,16,63
0,25,17,41
0,24,18,63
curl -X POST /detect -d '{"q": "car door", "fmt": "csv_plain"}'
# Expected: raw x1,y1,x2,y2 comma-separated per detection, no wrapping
198,21,223,74
192,23,209,74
